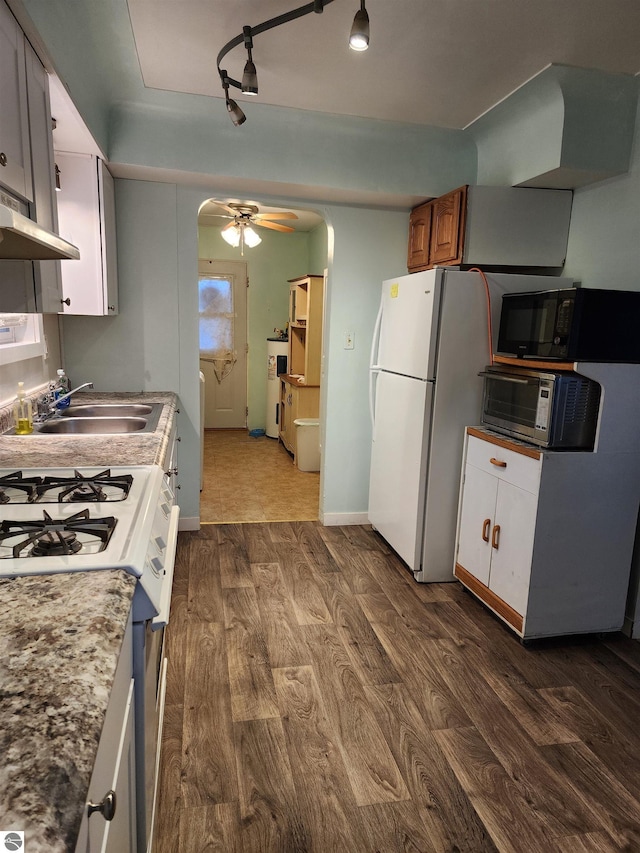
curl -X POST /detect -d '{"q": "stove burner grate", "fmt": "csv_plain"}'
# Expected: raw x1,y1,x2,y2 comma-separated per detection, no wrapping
37,469,134,503
0,471,42,504
0,509,117,558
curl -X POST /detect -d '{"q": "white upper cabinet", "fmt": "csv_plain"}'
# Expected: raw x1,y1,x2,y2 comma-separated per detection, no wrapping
25,42,63,312
56,152,119,315
0,0,32,202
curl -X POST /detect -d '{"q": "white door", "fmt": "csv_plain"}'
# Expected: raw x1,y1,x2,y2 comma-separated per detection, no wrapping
378,269,441,380
368,370,432,571
198,259,247,429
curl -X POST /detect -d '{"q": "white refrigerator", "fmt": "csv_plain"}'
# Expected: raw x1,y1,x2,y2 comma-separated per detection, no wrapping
368,267,570,582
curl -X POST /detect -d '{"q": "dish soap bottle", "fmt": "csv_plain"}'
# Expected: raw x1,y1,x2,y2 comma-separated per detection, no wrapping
14,382,33,434
55,368,71,409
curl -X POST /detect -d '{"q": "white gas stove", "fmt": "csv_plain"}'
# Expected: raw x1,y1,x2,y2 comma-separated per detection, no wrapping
0,464,180,852
0,465,179,624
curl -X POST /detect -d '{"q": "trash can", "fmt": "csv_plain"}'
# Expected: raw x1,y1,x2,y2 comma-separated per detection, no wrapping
294,418,320,472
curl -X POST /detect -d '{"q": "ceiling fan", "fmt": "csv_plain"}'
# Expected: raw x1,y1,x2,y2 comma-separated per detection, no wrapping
215,203,298,252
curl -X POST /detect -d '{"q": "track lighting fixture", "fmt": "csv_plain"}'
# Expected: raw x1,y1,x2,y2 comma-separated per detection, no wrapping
216,0,370,125
241,26,258,95
221,72,246,126
349,0,369,51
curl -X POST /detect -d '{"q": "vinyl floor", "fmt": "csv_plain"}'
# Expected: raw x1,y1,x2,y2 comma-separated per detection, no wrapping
153,521,640,853
200,429,320,524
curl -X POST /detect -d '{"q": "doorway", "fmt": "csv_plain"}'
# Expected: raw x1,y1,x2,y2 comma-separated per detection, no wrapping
198,259,247,429
197,199,327,524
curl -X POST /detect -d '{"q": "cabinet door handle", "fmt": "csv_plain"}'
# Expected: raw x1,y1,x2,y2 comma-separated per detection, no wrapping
0,153,7,167
491,524,501,550
490,457,507,468
61,297,71,306
482,518,491,542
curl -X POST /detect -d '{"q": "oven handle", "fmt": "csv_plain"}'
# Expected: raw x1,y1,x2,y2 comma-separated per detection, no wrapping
152,505,181,631
477,371,534,385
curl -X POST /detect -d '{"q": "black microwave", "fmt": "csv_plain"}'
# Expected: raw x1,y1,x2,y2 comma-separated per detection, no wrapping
497,287,640,362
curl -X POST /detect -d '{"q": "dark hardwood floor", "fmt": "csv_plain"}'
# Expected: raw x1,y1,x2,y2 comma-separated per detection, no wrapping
153,522,640,853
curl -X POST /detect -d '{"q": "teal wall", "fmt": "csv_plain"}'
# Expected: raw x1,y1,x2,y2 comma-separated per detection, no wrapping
564,91,640,289
198,224,315,431
309,223,329,276
62,181,408,524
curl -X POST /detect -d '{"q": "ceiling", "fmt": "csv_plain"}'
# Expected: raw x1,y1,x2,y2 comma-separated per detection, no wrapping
127,0,640,130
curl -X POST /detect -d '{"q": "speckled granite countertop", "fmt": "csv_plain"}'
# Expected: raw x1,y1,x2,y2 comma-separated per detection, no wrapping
0,391,177,468
0,571,136,852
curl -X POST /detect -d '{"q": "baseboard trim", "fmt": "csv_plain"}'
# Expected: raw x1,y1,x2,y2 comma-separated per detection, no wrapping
178,516,200,531
321,511,369,526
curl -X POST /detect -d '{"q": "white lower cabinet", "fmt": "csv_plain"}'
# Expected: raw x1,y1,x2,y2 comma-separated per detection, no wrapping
456,434,539,627
75,614,136,853
455,428,640,640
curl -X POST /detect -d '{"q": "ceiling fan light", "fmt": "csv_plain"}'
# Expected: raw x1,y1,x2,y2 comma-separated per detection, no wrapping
221,224,241,247
243,226,262,248
242,59,259,95
226,97,246,126
349,5,369,51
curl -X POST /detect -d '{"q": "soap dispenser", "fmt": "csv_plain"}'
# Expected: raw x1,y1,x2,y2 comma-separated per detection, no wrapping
14,383,33,435
55,368,71,409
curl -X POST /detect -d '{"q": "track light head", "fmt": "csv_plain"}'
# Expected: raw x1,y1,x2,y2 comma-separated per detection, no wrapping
226,97,246,126
349,2,369,51
242,59,258,95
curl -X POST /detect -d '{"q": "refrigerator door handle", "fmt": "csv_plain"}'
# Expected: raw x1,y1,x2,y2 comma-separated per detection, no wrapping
369,299,384,429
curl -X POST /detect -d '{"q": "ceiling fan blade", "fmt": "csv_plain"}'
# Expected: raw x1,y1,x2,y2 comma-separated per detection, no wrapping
257,220,295,233
216,203,242,216
222,220,238,231
254,212,298,221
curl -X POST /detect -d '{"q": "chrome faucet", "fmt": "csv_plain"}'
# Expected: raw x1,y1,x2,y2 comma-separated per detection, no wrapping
47,382,94,412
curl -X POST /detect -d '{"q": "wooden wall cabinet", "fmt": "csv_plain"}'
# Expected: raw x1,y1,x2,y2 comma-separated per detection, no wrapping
407,185,572,273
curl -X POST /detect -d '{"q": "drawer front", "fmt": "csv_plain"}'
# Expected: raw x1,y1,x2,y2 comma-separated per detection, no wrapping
466,434,541,494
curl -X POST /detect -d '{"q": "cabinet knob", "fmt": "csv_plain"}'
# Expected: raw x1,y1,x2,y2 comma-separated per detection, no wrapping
87,789,117,822
165,467,179,477
61,297,71,306
108,305,115,311
0,153,7,167
490,457,507,468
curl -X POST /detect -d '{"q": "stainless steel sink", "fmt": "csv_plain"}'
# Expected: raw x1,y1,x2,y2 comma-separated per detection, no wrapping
37,417,148,434
61,404,154,418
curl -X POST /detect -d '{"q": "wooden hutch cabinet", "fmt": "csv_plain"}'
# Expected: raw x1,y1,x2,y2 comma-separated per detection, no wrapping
279,274,324,463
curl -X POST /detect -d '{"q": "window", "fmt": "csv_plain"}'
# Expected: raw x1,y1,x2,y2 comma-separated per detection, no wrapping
198,275,236,382
0,314,45,366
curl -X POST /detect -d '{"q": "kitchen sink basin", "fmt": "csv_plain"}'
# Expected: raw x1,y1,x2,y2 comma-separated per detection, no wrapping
37,417,148,434
61,403,154,418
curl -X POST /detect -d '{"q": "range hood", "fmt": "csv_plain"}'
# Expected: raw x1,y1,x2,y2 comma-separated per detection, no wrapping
0,193,80,261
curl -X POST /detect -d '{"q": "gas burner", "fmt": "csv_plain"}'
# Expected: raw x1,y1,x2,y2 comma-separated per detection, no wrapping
69,484,107,502
31,529,82,557
0,508,117,558
0,471,42,504
37,469,134,503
